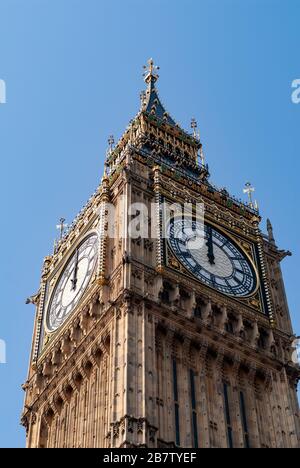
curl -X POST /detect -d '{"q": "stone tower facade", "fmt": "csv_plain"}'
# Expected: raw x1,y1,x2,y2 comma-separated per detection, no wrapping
22,60,300,448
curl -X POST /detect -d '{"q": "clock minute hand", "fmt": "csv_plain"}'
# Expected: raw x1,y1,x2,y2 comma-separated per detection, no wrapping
71,249,79,291
206,227,215,265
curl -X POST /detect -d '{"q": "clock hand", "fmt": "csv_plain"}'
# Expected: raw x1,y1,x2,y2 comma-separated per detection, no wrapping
71,249,79,291
206,226,215,265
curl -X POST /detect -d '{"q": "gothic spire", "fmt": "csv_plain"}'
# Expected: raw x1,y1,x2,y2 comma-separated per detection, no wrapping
142,58,176,126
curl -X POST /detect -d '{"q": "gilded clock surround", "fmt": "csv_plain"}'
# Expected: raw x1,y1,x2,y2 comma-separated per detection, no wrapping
21,61,300,448
45,233,99,334
166,216,260,300
40,224,104,354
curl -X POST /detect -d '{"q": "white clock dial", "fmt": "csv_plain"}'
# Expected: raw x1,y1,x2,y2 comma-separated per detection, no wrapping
46,234,98,332
168,218,257,297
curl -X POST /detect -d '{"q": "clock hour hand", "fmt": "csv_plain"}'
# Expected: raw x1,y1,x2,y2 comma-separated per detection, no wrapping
71,249,79,291
206,226,215,265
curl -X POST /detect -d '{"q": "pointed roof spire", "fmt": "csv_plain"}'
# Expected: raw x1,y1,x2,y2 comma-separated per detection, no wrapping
142,58,176,126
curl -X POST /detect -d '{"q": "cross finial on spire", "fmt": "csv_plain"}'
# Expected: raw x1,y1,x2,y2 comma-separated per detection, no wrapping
143,58,160,84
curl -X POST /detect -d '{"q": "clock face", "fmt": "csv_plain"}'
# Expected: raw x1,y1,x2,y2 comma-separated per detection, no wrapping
46,234,98,332
168,218,257,297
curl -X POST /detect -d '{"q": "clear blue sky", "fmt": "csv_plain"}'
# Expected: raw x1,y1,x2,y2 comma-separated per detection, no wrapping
0,0,299,447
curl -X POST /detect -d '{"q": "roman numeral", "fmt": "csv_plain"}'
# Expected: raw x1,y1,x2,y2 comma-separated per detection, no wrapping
193,265,202,274
176,238,186,246
235,268,252,278
180,251,191,258
220,239,229,248
225,279,235,291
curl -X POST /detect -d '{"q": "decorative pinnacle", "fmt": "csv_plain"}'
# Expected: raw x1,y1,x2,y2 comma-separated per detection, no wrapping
267,219,276,245
243,182,255,208
56,217,68,240
199,145,205,167
53,238,58,254
107,135,115,153
103,159,109,178
104,135,115,178
191,118,201,141
143,58,160,84
191,118,197,137
140,90,146,109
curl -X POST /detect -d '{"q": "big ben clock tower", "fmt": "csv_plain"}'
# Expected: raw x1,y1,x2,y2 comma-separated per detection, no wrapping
22,60,300,448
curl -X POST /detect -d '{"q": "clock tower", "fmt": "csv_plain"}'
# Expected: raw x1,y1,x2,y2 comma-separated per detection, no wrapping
22,60,300,448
